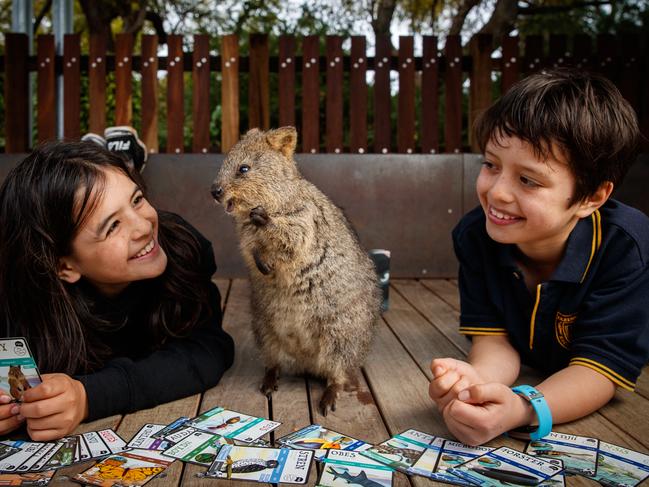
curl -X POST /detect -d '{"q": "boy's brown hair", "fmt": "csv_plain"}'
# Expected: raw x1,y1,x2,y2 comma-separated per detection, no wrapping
474,68,640,204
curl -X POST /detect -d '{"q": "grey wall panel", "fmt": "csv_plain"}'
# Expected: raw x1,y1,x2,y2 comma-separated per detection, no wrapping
462,154,482,213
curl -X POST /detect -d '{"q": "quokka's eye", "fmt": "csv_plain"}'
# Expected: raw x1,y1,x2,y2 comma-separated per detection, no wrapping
238,164,250,174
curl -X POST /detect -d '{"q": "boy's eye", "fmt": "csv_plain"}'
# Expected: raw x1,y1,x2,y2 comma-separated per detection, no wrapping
520,176,539,187
481,161,495,170
238,164,250,174
106,220,120,237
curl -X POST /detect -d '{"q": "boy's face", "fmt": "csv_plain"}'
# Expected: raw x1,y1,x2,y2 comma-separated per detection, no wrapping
477,135,597,259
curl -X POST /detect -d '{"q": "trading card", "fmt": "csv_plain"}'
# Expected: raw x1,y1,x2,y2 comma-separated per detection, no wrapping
525,432,599,476
205,445,313,484
317,448,393,487
76,435,91,462
150,417,190,440
0,469,56,485
82,432,111,459
127,424,171,451
159,426,197,445
277,424,371,461
360,429,436,473
449,446,564,487
162,430,233,466
97,429,127,455
587,441,649,487
0,444,20,462
30,443,64,472
0,442,45,472
72,449,173,487
16,444,57,472
433,440,494,485
0,338,42,403
188,406,281,443
42,437,77,470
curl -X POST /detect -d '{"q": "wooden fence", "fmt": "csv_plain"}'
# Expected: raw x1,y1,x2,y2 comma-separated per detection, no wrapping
1,32,647,154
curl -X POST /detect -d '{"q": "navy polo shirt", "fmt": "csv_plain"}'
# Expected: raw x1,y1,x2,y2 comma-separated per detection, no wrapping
453,199,649,391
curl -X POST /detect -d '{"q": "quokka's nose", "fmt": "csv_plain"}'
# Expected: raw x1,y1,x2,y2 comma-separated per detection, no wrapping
211,183,224,201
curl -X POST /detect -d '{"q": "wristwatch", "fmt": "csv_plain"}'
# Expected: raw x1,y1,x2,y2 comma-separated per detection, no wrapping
509,385,553,441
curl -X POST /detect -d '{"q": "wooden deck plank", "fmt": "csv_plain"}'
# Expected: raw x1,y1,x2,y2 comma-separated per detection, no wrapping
419,279,460,312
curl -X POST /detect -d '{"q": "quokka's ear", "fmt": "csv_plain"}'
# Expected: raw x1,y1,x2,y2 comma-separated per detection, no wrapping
243,128,262,139
266,127,297,158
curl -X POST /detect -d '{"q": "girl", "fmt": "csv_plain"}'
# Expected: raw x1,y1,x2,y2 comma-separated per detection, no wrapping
0,141,235,441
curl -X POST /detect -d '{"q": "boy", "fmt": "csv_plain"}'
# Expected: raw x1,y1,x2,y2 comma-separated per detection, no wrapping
429,68,649,446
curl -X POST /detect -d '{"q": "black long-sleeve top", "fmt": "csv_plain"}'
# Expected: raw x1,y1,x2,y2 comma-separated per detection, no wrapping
73,214,235,420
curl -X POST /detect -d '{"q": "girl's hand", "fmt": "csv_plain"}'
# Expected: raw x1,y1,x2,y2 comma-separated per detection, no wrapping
18,374,88,441
0,390,24,436
429,358,484,412
442,382,534,446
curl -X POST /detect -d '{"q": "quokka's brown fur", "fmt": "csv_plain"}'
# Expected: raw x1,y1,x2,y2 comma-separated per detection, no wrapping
212,127,381,414
8,365,30,401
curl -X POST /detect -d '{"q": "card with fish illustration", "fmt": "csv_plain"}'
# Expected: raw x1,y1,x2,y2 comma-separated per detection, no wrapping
42,436,78,470
188,406,281,443
72,449,173,487
432,440,494,485
151,416,190,440
0,338,42,403
277,424,371,461
128,424,172,451
317,449,393,487
525,432,599,476
162,429,233,466
587,441,649,487
449,446,564,487
205,445,313,484
360,429,436,473
0,469,56,485
0,442,46,472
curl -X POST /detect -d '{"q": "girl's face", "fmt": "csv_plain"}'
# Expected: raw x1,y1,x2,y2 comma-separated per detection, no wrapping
58,168,168,296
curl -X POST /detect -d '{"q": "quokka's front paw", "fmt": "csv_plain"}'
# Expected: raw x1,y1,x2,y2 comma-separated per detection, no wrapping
260,367,280,397
318,384,341,417
250,206,270,227
253,249,273,275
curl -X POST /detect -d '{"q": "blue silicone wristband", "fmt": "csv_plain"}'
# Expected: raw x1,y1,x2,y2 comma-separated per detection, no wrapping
510,385,553,441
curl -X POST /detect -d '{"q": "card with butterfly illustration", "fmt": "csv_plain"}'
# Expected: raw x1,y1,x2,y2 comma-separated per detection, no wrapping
205,445,313,484
0,338,42,403
187,406,281,443
72,449,173,487
277,424,371,461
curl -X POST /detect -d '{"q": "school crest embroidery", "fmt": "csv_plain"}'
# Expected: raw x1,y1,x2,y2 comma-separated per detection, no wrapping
555,312,576,349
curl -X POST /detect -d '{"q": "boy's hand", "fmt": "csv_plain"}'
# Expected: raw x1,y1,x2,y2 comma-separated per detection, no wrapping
18,374,88,441
0,390,24,435
442,383,534,446
429,358,484,412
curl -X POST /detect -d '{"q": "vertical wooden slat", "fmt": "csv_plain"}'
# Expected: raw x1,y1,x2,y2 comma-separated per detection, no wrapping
326,35,343,153
88,34,107,135
192,34,210,153
278,35,296,127
166,34,184,153
349,36,367,153
63,33,81,139
523,35,544,75
140,35,158,153
549,34,567,68
444,35,462,153
373,35,391,154
221,34,239,153
4,33,29,152
469,33,492,152
397,36,415,153
501,35,519,94
301,35,320,153
421,35,438,154
248,34,270,131
37,35,56,143
115,33,134,126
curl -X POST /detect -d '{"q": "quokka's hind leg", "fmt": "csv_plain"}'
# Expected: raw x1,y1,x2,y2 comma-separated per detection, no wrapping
260,366,280,397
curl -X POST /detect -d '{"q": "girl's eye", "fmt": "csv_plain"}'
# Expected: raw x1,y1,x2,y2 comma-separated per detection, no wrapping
133,194,144,205
238,164,250,174
520,176,539,187
106,220,119,237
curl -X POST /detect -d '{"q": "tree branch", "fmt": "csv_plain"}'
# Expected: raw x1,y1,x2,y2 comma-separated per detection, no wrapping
33,0,53,34
448,0,481,36
520,1,612,15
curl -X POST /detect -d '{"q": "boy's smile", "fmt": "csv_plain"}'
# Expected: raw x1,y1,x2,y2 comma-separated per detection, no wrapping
477,135,601,266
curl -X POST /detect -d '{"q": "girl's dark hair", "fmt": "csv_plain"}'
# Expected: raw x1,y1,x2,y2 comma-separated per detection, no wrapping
475,68,640,204
0,141,211,374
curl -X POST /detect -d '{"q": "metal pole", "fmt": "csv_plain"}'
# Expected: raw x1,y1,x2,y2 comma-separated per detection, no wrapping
53,0,73,139
11,0,34,148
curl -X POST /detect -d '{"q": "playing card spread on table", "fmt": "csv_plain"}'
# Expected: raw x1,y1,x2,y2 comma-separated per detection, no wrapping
72,449,173,487
525,432,599,476
360,429,435,473
317,449,393,487
0,444,19,462
42,436,78,470
588,441,649,487
162,429,233,466
188,406,281,443
151,417,190,440
0,469,56,486
14,444,58,473
205,445,313,484
449,446,564,487
277,424,371,461
0,338,41,403
0,442,45,472
127,424,171,451
432,440,494,485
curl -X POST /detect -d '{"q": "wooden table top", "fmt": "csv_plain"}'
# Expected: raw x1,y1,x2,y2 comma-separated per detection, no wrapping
55,278,648,486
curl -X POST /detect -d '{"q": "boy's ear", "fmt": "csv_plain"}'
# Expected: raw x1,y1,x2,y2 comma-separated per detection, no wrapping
576,181,614,218
57,257,81,284
266,127,297,158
